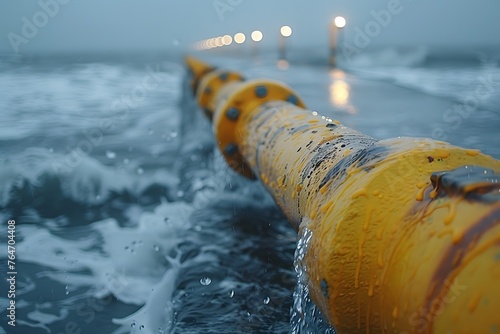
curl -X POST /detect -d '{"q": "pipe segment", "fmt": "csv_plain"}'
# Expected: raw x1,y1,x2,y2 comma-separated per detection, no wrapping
185,56,500,334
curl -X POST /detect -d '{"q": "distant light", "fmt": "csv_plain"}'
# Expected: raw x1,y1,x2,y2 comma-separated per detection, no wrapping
208,38,216,48
277,59,289,70
334,16,346,28
215,36,223,47
280,25,292,37
222,34,233,45
234,32,246,44
251,30,263,42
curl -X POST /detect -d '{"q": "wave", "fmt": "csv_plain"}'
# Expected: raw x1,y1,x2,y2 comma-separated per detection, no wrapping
341,48,500,112
0,148,179,212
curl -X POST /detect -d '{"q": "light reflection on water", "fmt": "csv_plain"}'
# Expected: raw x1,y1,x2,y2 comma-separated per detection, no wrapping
328,69,356,115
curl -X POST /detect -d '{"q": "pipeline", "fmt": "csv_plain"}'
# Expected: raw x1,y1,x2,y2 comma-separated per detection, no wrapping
184,56,500,334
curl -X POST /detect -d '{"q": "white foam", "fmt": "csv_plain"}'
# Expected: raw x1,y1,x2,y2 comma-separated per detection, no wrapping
16,201,194,304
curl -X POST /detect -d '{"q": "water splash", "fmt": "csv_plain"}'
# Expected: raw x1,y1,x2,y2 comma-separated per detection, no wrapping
199,277,212,286
290,226,336,334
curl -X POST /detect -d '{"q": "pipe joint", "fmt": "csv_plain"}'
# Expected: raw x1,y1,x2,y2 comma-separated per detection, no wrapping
197,69,244,119
213,79,306,178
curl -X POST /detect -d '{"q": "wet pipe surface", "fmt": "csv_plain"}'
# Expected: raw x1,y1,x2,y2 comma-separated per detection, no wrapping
185,56,500,334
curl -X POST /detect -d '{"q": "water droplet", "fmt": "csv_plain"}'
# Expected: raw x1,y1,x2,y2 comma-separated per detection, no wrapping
140,325,144,330
200,277,212,286
106,150,116,159
137,167,144,175
170,130,178,138
263,296,270,304
131,322,136,328
65,285,69,295
153,245,160,252
164,217,169,222
229,290,234,298
158,328,165,334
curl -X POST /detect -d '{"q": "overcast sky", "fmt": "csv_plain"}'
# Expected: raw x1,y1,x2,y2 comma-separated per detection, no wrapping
1,0,499,55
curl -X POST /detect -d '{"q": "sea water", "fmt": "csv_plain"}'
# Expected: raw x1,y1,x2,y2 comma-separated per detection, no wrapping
0,48,498,333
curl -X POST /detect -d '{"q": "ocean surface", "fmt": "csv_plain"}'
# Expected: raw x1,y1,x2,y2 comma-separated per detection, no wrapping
1,47,499,334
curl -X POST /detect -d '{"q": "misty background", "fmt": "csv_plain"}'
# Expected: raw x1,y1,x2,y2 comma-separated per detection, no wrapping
1,0,499,56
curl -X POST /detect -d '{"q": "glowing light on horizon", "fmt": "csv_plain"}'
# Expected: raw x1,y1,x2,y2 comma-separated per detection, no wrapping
222,34,232,45
194,32,243,50
334,16,346,28
234,32,246,44
280,25,292,37
251,30,263,42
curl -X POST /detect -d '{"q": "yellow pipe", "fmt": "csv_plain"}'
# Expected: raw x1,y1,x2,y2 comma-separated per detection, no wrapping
185,56,500,334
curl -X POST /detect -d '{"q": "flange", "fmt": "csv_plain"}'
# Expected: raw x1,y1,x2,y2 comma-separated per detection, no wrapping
212,79,306,178
196,69,244,119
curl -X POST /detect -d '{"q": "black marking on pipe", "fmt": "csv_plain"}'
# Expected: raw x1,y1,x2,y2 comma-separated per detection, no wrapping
289,124,309,135
263,126,274,140
301,148,339,184
318,142,377,190
356,144,389,168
